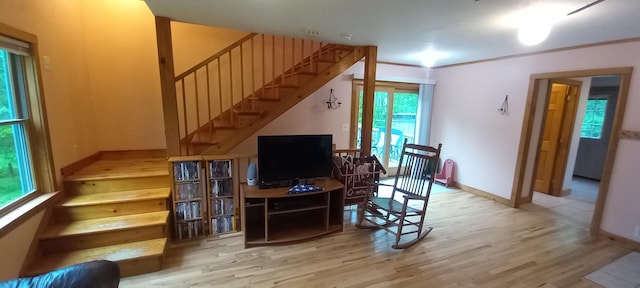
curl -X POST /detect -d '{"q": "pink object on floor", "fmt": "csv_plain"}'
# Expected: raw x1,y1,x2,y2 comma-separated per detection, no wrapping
435,159,455,187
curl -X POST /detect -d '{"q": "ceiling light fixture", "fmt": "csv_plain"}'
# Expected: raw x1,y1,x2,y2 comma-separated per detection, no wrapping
417,49,449,68
518,20,551,45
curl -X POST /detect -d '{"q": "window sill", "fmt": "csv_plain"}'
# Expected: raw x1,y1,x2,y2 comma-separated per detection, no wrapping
0,192,61,238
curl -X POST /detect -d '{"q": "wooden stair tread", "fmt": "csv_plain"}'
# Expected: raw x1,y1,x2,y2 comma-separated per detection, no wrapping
292,71,317,76
41,211,169,239
60,188,171,207
65,158,168,181
234,109,265,116
246,96,281,102
264,84,299,89
28,238,167,276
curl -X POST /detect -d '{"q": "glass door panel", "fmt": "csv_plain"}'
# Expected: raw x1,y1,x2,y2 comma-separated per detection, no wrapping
356,89,390,164
353,84,419,176
389,92,419,169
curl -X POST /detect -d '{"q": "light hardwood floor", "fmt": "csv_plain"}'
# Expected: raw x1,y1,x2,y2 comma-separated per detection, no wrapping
523,177,599,230
121,188,629,287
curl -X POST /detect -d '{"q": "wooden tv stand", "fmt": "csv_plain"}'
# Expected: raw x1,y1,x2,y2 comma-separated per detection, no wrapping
240,178,344,248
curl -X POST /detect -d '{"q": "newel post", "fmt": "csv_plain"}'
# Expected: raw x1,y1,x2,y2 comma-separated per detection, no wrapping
155,16,181,156
360,46,377,156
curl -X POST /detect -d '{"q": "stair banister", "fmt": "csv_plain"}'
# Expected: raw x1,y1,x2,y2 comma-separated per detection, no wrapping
175,33,257,81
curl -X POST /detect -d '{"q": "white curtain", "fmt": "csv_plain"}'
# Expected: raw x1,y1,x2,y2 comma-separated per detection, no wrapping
416,84,434,146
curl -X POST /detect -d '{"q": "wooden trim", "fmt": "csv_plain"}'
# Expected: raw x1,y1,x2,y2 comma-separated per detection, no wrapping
155,16,181,156
25,35,57,193
175,33,257,80
60,149,168,177
100,149,167,160
350,80,359,148
1,24,57,194
0,23,37,43
598,230,640,252
511,78,541,208
560,188,572,197
0,192,61,238
360,46,377,156
591,71,632,236
60,152,101,177
454,182,511,206
531,67,633,80
352,79,420,90
511,67,633,238
434,38,640,69
376,60,426,68
168,155,203,162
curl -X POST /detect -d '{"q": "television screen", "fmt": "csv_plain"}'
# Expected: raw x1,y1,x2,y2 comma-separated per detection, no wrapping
257,134,333,188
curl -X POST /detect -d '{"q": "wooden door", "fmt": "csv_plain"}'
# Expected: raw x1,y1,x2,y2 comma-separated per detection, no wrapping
534,81,581,195
535,84,567,194
549,83,580,196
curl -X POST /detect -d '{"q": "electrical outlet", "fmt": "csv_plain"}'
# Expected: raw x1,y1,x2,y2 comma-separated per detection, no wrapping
73,144,78,157
635,226,640,238
305,29,320,37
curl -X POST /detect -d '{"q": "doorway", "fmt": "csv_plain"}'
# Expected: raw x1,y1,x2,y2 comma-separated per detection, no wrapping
533,80,581,196
511,67,632,235
528,77,622,229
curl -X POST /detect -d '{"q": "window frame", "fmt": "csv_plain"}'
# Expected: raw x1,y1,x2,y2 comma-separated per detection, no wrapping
0,24,56,217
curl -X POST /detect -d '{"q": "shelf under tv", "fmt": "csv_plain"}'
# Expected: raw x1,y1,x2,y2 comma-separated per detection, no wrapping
240,178,344,248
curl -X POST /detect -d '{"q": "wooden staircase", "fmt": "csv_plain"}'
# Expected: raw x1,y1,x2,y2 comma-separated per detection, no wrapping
172,32,367,155
25,153,171,277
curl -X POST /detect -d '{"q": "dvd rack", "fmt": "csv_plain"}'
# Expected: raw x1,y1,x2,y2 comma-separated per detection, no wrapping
170,160,205,240
207,159,236,235
169,157,239,240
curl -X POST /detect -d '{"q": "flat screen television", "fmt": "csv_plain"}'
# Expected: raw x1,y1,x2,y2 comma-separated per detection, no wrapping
257,134,333,189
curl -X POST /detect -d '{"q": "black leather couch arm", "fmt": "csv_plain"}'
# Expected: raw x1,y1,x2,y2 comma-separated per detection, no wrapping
0,260,120,288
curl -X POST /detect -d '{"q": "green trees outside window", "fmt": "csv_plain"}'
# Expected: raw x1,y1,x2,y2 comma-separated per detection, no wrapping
0,49,35,207
581,99,607,139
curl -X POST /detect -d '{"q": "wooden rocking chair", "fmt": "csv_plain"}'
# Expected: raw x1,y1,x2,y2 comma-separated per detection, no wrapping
358,139,442,249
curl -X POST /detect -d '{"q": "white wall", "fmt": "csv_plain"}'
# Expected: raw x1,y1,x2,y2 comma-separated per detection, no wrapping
0,211,44,281
430,40,640,241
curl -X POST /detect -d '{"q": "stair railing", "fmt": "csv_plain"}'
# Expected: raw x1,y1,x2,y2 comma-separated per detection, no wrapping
174,33,334,155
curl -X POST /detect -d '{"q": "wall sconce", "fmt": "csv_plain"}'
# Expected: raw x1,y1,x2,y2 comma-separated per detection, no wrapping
498,95,509,115
326,88,341,109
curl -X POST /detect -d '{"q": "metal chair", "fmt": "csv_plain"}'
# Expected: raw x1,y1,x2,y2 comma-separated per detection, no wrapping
359,139,442,249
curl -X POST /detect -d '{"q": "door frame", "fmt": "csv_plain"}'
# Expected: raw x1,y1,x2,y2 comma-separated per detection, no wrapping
533,79,582,196
510,67,633,236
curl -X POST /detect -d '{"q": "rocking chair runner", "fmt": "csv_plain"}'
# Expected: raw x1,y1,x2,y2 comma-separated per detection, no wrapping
358,139,442,249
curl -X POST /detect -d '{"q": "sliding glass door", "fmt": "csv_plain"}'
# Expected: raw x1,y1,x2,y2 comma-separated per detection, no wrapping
352,82,419,175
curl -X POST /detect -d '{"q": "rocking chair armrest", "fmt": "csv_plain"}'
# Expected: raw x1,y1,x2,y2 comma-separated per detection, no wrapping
402,194,427,201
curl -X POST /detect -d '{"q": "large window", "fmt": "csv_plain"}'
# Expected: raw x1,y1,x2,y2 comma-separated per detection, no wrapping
581,98,607,139
0,46,34,207
0,31,54,212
